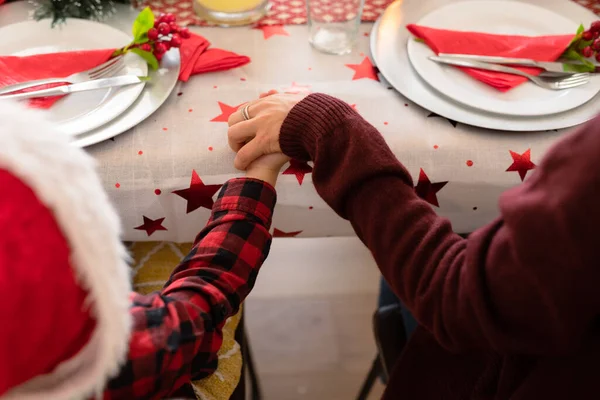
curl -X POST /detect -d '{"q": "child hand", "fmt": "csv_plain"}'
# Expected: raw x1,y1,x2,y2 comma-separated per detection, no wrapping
245,153,290,187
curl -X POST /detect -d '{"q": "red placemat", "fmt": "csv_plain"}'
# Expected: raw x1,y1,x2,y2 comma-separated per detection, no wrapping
146,0,395,27
147,0,599,27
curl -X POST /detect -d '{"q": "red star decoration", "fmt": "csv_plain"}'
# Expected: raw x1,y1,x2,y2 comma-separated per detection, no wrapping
283,160,313,185
345,57,379,81
254,24,290,39
173,170,222,213
210,102,242,122
506,149,536,181
414,168,448,208
134,216,167,236
283,81,312,94
273,228,302,238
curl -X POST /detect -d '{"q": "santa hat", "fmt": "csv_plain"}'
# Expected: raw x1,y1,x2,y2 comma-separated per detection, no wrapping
0,101,131,399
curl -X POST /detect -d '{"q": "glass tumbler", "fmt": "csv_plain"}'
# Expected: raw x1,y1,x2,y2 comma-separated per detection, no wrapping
194,0,270,26
307,0,365,55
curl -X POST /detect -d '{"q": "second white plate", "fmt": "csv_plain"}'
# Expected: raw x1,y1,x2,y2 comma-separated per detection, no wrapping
406,1,600,117
0,19,147,136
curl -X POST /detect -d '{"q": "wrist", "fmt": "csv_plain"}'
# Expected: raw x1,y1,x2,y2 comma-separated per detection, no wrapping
245,167,279,187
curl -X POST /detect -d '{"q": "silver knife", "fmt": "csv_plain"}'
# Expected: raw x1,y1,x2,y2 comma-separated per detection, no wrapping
0,75,145,101
438,53,599,75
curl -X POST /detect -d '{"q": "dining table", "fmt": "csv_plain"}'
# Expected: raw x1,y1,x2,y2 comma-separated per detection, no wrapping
1,0,600,242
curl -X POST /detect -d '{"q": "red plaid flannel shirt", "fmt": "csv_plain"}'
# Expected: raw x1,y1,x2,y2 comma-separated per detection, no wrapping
104,178,276,399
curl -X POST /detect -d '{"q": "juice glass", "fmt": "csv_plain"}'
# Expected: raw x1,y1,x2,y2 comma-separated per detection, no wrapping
194,0,270,26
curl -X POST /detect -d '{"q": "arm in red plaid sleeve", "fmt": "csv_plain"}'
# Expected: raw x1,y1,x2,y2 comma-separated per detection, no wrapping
104,178,276,400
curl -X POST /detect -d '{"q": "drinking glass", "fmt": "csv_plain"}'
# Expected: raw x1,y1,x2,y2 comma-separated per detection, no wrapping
307,0,365,55
194,0,270,26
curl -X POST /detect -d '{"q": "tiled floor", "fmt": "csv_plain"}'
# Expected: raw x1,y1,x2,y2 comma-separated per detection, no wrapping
245,237,386,400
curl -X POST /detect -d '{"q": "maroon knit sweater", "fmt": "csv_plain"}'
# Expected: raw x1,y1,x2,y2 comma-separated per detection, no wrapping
280,93,600,399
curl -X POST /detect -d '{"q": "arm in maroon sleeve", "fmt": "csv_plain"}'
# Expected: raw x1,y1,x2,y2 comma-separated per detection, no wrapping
105,178,276,399
280,93,600,355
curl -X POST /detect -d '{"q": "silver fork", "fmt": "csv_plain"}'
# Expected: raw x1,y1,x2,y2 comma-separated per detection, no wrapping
429,56,590,90
0,55,125,95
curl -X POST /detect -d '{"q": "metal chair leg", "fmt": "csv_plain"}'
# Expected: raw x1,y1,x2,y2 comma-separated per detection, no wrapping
356,355,382,400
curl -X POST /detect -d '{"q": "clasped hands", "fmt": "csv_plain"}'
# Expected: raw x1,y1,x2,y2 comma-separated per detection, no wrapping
227,90,305,186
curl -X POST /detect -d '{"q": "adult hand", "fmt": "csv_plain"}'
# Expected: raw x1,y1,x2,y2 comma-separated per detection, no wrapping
228,91,306,170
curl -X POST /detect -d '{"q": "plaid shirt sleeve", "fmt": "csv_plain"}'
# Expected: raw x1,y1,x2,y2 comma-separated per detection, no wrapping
104,178,276,400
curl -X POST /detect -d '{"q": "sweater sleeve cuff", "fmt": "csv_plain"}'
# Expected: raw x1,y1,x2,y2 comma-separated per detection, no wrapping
212,178,277,229
280,93,358,161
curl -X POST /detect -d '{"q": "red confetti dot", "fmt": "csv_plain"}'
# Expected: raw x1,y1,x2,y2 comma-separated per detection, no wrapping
359,52,365,57
188,108,193,112
384,121,389,125
177,92,183,96
240,77,246,81
308,67,312,71
466,160,474,167
363,32,369,37
404,103,408,107
309,206,313,210
433,145,439,149
138,150,143,155
154,189,162,195
473,207,478,211
213,85,217,89
162,127,168,131
115,183,120,188
208,146,213,151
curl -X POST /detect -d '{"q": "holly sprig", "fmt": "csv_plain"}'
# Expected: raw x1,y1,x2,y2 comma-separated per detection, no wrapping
561,21,600,72
113,7,190,70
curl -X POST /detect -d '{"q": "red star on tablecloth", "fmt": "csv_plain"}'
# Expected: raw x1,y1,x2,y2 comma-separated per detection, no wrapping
414,168,448,207
273,228,302,238
173,170,222,213
210,102,242,122
506,149,536,181
345,57,379,81
254,24,290,39
283,160,313,185
283,82,312,94
134,216,167,236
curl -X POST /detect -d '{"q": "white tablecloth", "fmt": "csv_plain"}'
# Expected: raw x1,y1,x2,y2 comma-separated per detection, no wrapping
1,2,583,242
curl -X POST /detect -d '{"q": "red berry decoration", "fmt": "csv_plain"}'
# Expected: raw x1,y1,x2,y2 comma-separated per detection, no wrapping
163,41,172,51
596,53,600,63
583,30,594,41
164,13,176,23
140,43,152,52
147,28,159,41
593,39,600,51
169,34,182,48
154,42,168,54
583,46,594,58
158,22,171,35
591,21,600,33
155,52,164,61
179,27,191,39
169,22,179,33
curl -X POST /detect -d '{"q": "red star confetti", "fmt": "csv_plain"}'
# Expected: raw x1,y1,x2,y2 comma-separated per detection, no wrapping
134,216,167,236
283,81,312,94
210,102,242,122
283,160,313,185
345,57,379,81
173,170,222,213
273,228,302,238
506,149,535,181
254,24,290,39
414,168,448,207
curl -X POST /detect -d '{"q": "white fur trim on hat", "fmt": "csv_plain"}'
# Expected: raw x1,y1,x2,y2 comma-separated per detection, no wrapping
0,101,131,400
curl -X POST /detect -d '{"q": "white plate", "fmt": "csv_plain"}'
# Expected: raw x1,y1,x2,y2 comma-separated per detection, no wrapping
71,49,180,147
406,1,600,117
370,0,600,131
0,19,147,136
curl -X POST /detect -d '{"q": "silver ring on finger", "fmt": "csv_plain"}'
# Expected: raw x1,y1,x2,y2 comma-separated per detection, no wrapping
242,104,251,121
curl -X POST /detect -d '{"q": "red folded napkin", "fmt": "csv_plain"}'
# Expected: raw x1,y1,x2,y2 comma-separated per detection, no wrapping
0,32,251,108
407,24,574,91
